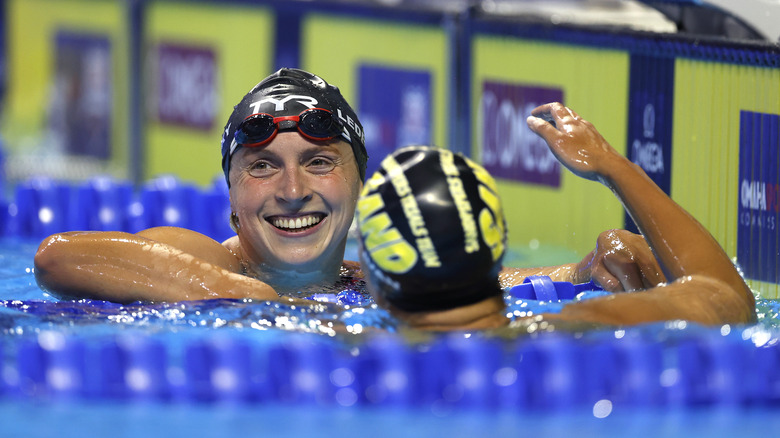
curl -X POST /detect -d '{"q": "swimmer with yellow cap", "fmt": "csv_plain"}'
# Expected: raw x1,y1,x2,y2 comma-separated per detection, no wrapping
358,103,755,330
357,146,509,330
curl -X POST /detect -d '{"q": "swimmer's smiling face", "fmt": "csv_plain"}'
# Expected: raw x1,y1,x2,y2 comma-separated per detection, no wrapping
228,131,362,273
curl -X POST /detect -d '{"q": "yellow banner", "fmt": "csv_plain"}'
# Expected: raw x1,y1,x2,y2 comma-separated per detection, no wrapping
472,36,630,261
4,0,129,177
143,2,274,185
301,14,450,151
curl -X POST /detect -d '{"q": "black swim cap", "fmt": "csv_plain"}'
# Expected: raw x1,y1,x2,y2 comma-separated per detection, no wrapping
357,146,507,312
221,68,367,185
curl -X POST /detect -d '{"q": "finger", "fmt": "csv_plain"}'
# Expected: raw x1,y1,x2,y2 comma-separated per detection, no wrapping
590,263,624,292
530,102,559,117
637,254,667,288
622,233,667,287
603,255,645,292
526,115,560,139
565,107,581,120
531,102,570,124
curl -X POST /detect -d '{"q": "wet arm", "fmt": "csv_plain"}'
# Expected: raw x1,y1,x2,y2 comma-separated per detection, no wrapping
499,264,579,288
551,157,755,324
34,228,278,303
525,103,755,325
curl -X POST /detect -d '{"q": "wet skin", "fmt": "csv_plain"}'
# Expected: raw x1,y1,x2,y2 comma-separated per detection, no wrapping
35,101,753,330
33,132,362,303
225,132,363,292
524,103,755,326
388,103,755,330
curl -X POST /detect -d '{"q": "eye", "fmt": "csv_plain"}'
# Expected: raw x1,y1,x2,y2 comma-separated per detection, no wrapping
246,160,277,178
307,156,337,174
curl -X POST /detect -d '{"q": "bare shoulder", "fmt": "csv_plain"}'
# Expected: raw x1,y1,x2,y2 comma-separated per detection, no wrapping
137,226,242,272
222,235,240,254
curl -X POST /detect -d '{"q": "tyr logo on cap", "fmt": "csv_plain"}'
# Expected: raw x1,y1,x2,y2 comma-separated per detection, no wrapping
249,95,319,113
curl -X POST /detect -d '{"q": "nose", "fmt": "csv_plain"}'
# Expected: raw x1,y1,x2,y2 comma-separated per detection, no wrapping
276,164,313,206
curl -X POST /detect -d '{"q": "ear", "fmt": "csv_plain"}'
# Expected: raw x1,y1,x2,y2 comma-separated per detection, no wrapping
229,212,240,233
227,186,240,233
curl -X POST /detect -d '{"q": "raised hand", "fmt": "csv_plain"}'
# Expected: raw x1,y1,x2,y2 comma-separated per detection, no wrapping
526,102,619,182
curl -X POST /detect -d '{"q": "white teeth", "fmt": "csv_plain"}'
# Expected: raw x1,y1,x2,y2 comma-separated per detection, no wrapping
272,215,322,230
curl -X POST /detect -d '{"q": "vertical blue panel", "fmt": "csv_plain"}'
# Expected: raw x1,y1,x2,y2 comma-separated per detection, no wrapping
760,113,771,280
737,111,756,281
625,54,675,232
274,4,301,70
737,110,780,283
54,32,113,159
773,113,780,286
447,11,470,157
128,0,143,184
762,111,776,284
358,65,432,178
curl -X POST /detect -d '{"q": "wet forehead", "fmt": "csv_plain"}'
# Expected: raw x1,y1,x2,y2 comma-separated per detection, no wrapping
229,134,356,177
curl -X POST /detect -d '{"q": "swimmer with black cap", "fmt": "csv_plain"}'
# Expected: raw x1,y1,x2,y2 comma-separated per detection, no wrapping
357,146,509,330
34,68,368,302
359,104,755,330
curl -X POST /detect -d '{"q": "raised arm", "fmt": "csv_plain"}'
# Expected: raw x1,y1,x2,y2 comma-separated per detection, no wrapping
524,103,755,325
34,227,278,303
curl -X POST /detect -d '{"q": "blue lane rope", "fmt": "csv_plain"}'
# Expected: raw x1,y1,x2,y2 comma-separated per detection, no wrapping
1,330,778,408
2,175,234,242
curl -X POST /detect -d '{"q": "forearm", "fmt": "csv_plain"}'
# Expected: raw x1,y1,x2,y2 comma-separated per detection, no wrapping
601,158,753,304
539,275,755,326
499,263,580,288
34,232,277,303
525,102,754,325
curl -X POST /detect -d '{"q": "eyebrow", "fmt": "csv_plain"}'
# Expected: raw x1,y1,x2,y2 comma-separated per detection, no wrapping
237,141,345,162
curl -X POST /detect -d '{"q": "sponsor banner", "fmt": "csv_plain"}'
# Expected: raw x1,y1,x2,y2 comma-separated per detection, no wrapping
625,55,674,232
479,81,563,187
358,65,432,178
53,32,113,159
737,110,780,283
154,43,218,130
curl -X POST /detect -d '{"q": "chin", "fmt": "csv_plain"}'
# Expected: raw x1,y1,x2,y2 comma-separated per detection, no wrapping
269,250,331,270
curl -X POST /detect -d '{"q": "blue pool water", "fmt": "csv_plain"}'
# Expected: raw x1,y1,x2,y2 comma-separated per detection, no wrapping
1,238,780,437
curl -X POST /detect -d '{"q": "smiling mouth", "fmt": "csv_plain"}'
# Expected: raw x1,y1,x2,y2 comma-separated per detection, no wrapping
268,214,325,232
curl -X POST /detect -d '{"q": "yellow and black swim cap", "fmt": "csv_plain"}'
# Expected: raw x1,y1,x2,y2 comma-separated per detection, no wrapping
357,146,507,312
